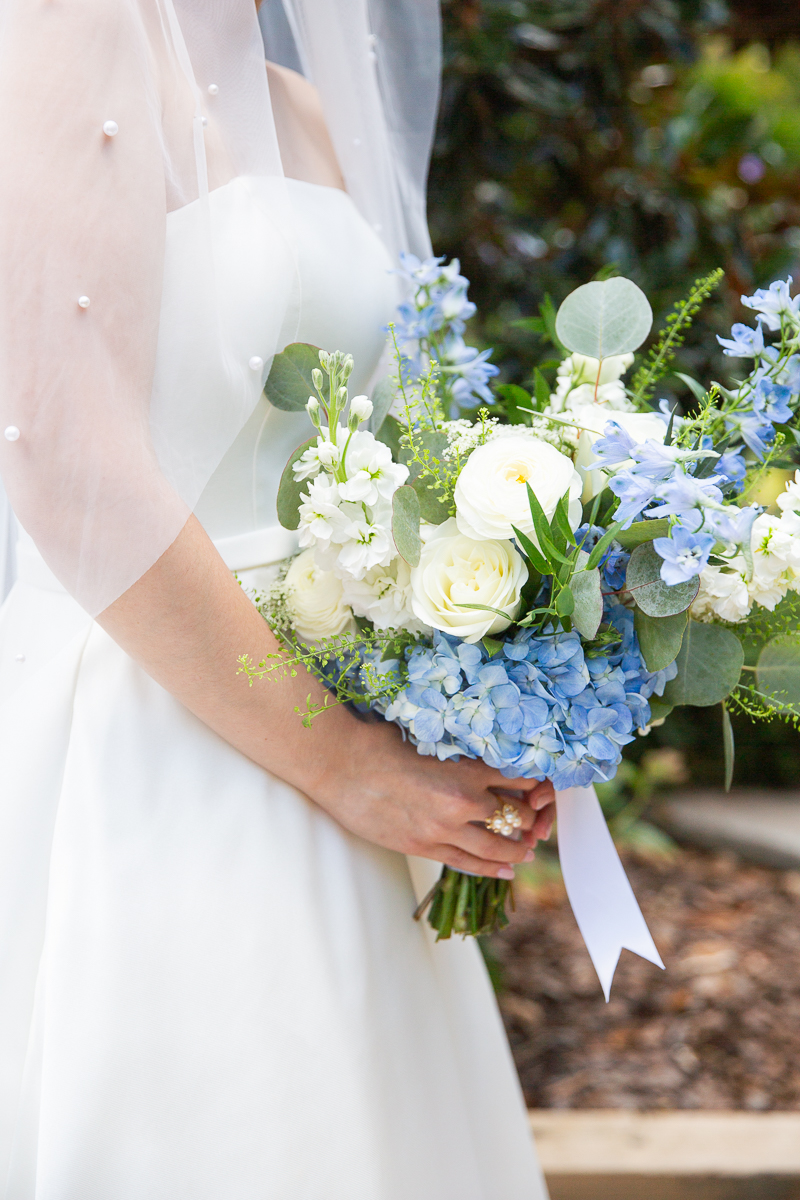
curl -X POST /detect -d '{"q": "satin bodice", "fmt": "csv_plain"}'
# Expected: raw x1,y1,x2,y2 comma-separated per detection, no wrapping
190,177,396,553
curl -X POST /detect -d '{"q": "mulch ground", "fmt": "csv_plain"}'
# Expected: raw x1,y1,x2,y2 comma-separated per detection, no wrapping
490,845,800,1111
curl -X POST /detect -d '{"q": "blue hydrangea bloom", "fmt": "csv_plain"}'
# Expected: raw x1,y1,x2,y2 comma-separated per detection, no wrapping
366,591,675,788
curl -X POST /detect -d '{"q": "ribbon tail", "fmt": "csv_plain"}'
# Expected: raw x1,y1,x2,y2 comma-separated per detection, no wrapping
555,785,664,1000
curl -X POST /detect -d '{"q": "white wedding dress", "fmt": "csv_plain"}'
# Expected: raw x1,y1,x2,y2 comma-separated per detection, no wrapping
0,177,548,1199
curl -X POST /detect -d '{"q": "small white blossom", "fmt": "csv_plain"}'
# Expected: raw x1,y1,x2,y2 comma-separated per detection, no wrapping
339,432,409,505
349,395,373,423
293,438,341,481
691,558,751,623
342,556,430,633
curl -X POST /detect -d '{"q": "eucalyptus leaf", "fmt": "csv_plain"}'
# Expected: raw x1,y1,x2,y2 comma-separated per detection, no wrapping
391,486,421,567
276,438,316,531
625,541,699,617
555,587,575,617
410,475,450,524
755,634,800,712
402,429,449,478
615,518,670,550
634,608,687,673
722,702,735,793
375,413,403,459
571,567,603,639
555,277,653,360
264,343,324,412
368,376,395,435
663,620,744,707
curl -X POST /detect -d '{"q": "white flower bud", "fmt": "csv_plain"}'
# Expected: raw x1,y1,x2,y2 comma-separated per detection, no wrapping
342,354,355,380
306,396,321,425
348,395,373,430
312,367,324,392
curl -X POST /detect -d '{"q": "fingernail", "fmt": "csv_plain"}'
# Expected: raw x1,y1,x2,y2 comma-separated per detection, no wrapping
524,849,535,862
498,867,515,880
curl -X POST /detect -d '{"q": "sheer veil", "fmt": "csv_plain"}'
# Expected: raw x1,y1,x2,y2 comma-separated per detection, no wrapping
0,0,440,612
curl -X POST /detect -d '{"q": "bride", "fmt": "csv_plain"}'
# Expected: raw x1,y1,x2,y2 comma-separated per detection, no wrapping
0,1,554,1196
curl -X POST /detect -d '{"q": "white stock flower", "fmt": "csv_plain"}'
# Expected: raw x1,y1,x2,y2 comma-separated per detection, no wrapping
572,404,668,502
284,550,354,641
297,475,348,549
691,558,751,623
454,435,582,542
409,517,528,643
342,556,429,633
293,438,341,482
334,514,393,580
338,431,409,505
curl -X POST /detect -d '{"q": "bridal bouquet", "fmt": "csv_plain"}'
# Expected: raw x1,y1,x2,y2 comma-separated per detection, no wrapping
241,256,800,941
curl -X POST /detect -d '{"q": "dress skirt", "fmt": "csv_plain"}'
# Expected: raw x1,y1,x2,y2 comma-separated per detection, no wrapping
0,549,548,1200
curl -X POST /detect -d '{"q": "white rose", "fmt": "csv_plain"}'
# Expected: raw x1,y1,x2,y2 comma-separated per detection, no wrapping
454,435,582,543
571,405,668,503
284,550,354,641
409,518,528,643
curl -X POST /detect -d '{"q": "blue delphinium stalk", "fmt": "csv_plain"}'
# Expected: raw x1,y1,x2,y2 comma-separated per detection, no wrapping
393,253,499,415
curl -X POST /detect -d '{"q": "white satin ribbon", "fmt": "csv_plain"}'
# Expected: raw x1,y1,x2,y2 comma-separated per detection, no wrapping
555,785,664,1000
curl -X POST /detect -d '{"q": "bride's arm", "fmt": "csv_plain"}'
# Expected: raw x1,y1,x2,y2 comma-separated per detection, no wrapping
98,515,554,877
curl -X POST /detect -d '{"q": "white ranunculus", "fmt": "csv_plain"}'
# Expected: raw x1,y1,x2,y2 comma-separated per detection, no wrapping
571,404,668,502
454,435,582,543
284,550,354,641
409,518,528,643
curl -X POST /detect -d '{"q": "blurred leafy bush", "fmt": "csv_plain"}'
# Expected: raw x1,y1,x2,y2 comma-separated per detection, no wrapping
429,0,800,398
428,0,800,787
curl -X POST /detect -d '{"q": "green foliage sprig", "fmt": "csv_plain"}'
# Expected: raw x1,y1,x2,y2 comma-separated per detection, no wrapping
630,269,724,405
237,626,419,727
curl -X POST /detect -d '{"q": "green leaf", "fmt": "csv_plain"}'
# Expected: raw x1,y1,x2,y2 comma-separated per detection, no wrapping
555,587,575,617
456,601,517,620
648,699,673,722
584,520,624,571
525,484,573,566
571,567,603,639
409,475,450,524
533,368,551,408
276,438,317,530
674,371,709,404
755,634,800,712
494,383,532,425
555,278,653,359
368,376,395,435
634,608,687,672
722,702,735,793
551,491,577,547
264,343,324,412
511,524,551,576
482,635,504,658
663,620,744,707
625,542,699,617
615,518,670,550
391,486,421,567
375,413,402,459
402,429,449,478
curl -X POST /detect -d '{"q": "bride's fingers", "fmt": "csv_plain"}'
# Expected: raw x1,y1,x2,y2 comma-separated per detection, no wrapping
524,779,555,810
433,845,519,879
532,802,555,842
455,823,535,865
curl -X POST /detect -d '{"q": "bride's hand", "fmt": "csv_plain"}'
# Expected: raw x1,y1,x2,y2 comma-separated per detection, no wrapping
304,717,556,878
